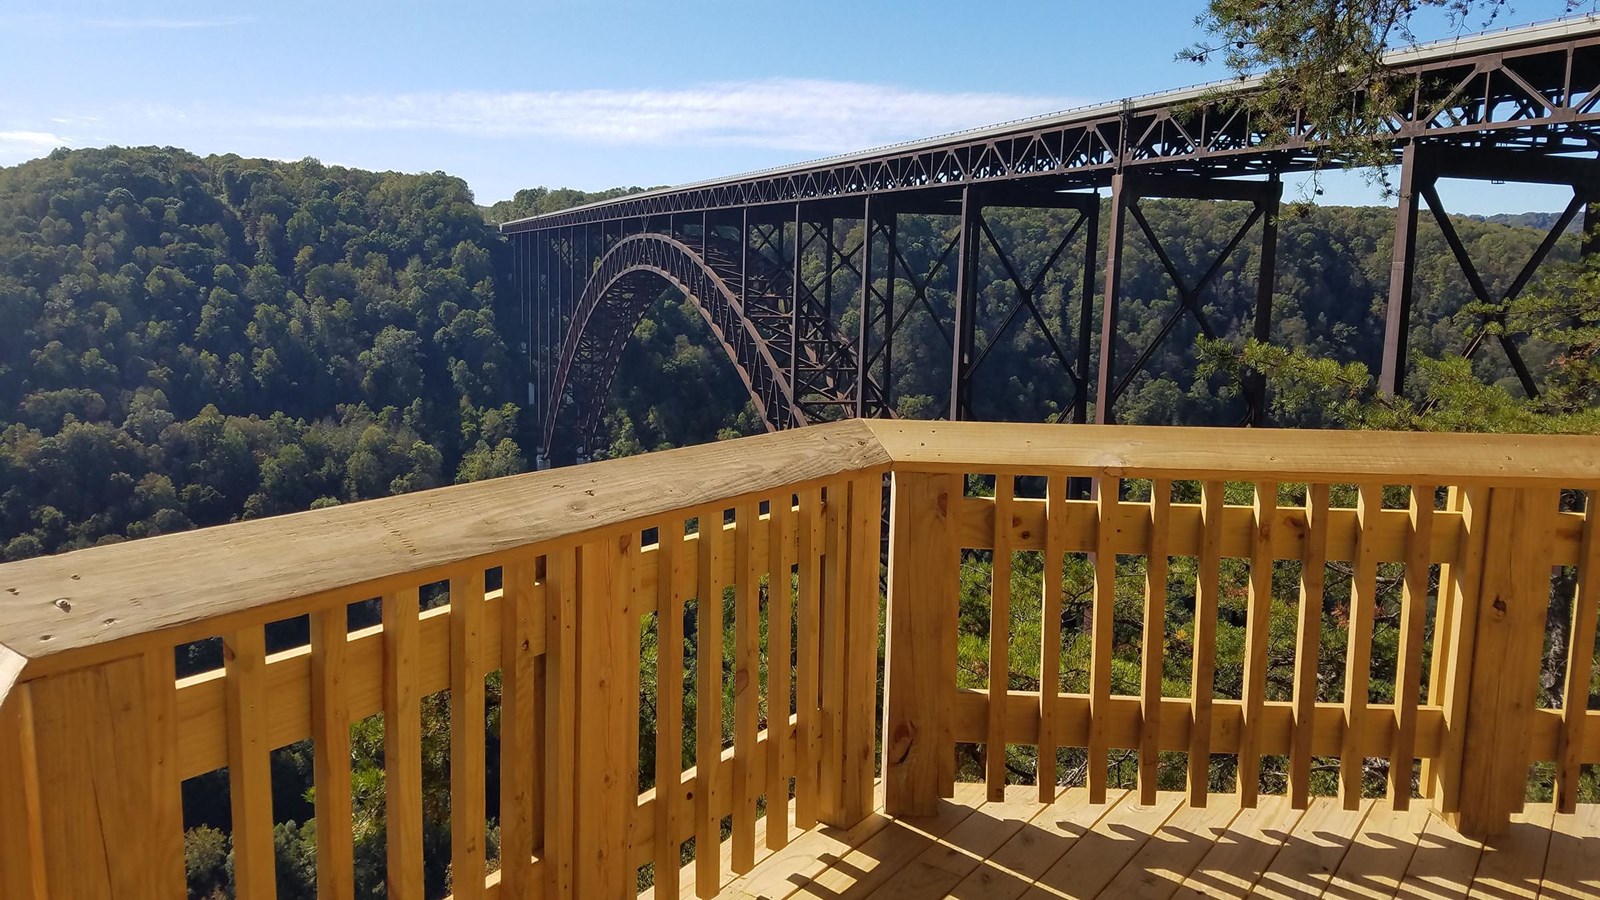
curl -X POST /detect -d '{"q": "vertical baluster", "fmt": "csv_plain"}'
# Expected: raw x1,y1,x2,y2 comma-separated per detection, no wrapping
987,475,1015,802
500,560,541,895
383,588,424,900
451,570,488,900
1427,487,1488,820
733,500,760,872
311,604,355,900
1040,474,1067,802
794,486,824,828
819,483,848,822
225,627,277,900
1138,478,1171,805
574,535,634,900
695,507,726,898
1088,475,1118,804
840,473,881,824
1239,481,1277,807
545,550,577,900
1190,480,1224,808
937,488,958,798
767,493,795,848
622,534,644,877
656,524,685,897
1290,486,1329,810
1390,484,1436,809
144,647,184,899
1341,484,1383,810
1557,491,1600,813
1421,485,1463,801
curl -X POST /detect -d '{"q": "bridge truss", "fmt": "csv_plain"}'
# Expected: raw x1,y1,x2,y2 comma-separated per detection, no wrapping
505,16,1600,462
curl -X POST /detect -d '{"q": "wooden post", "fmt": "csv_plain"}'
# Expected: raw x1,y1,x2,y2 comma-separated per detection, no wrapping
0,685,47,900
22,653,184,899
574,533,637,900
882,471,956,816
837,475,883,825
1432,487,1559,837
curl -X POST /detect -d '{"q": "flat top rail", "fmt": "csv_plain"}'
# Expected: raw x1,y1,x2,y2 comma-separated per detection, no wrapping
865,421,1600,485
0,420,886,674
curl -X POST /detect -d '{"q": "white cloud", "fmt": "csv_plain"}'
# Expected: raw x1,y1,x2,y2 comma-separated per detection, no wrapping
246,80,1084,155
0,13,252,30
0,131,68,165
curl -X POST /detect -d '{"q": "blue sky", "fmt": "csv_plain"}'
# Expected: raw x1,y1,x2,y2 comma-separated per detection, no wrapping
0,0,1590,212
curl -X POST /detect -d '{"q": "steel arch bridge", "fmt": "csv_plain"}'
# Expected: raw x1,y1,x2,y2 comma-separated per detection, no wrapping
507,14,1600,463
544,231,886,455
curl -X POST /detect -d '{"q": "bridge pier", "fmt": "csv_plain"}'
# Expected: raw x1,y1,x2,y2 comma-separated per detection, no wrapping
859,193,964,421
1095,173,1283,425
1380,144,1600,399
947,185,1099,423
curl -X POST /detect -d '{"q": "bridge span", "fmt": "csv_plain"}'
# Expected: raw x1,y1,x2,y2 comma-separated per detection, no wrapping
504,15,1600,462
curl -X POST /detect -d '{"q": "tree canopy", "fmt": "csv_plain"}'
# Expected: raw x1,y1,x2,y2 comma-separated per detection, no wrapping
0,147,525,561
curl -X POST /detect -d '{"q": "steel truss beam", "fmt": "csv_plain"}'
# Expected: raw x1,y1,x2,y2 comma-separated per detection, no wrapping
788,204,891,422
856,200,964,419
948,186,1099,421
1380,143,1600,397
504,23,1600,232
1096,174,1282,425
537,211,891,460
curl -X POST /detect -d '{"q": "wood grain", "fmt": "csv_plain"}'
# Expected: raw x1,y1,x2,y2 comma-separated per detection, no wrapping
0,420,889,671
865,420,1600,485
883,472,955,816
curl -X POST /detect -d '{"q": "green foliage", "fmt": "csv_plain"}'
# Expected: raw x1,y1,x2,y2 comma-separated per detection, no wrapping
1184,1,1579,181
480,185,663,225
0,147,529,559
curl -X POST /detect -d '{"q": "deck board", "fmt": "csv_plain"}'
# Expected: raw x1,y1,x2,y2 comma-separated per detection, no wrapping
1172,794,1305,899
944,786,1125,900
707,787,1597,900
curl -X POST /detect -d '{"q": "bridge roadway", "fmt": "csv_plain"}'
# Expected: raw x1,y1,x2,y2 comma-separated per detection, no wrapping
502,15,1600,462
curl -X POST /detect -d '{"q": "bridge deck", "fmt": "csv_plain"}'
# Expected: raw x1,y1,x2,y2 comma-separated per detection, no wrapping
655,784,1600,900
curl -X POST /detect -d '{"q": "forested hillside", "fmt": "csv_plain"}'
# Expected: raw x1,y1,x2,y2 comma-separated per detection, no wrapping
0,148,527,561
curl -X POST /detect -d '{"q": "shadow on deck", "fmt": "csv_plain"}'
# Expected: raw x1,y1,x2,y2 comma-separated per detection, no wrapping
665,784,1600,900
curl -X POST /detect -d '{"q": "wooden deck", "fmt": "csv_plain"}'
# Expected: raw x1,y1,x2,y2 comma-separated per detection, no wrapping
670,784,1600,900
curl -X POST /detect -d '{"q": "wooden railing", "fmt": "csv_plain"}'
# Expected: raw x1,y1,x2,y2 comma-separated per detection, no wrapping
876,422,1600,837
0,420,1596,900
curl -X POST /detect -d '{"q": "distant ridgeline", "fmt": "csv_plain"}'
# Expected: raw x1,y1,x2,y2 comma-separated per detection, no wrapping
0,147,1576,563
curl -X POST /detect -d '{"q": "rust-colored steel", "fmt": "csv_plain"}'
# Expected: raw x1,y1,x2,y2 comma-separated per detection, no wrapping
541,230,884,460
511,17,1600,461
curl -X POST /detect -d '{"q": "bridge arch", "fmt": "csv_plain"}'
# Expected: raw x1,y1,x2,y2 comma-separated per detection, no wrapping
544,232,806,458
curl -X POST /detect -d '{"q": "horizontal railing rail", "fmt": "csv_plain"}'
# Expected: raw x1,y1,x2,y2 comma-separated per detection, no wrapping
0,419,1596,900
